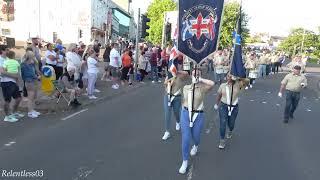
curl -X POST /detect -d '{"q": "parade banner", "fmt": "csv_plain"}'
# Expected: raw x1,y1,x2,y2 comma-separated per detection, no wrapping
178,0,224,64
230,7,246,78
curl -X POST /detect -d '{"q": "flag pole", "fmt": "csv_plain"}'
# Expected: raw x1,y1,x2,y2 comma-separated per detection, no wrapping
215,1,226,51
229,0,242,73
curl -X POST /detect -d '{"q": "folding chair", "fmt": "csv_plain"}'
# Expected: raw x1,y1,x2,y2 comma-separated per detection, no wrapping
52,80,71,106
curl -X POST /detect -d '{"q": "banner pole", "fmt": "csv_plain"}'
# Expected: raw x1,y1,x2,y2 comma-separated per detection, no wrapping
215,0,226,51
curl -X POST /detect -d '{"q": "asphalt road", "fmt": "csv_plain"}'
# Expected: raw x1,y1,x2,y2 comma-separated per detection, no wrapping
0,72,319,180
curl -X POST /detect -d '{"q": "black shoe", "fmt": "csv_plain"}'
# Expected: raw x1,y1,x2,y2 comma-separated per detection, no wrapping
289,114,294,119
283,119,289,124
72,99,81,106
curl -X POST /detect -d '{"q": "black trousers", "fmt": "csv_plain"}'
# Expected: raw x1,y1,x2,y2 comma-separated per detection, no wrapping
284,90,300,120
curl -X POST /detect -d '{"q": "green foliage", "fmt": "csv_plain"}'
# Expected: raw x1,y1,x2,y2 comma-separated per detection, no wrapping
279,28,320,58
219,2,250,48
246,35,262,44
145,0,176,44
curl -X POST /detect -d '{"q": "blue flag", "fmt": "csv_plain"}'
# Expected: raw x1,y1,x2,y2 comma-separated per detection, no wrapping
231,12,246,78
178,0,224,64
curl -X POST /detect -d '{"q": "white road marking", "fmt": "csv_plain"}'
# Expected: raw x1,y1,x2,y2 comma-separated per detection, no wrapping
187,164,194,180
4,141,16,147
61,109,88,121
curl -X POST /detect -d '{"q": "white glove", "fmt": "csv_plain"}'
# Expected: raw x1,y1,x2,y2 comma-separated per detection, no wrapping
278,92,282,98
214,104,219,110
301,83,305,87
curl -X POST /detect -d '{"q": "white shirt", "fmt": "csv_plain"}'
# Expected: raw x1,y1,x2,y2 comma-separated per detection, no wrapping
0,56,16,83
45,50,57,65
87,57,99,74
66,52,81,70
109,48,121,68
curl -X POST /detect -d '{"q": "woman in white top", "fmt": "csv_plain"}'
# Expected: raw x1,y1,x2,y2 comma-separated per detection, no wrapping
45,43,57,66
86,48,99,99
45,43,58,79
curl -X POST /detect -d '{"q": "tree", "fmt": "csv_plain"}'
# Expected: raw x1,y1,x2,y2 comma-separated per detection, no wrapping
279,28,320,58
219,2,250,48
145,0,177,44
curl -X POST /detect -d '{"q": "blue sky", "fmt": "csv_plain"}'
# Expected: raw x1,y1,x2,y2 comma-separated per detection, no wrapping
131,0,320,36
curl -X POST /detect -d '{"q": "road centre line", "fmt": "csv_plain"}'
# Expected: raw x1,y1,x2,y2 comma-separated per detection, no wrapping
61,109,88,121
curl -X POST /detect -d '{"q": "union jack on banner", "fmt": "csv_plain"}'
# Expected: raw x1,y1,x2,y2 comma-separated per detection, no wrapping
168,26,179,78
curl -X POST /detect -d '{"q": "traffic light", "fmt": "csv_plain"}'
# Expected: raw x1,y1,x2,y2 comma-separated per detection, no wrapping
141,14,150,38
79,29,83,38
165,23,172,42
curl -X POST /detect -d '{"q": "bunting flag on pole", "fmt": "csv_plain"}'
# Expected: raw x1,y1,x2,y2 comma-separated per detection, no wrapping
230,6,246,78
178,0,224,64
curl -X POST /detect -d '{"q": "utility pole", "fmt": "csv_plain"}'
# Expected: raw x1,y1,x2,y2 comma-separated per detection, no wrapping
134,8,140,79
301,28,306,54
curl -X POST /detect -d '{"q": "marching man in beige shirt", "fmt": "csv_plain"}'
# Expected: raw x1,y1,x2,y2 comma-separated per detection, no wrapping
278,65,307,123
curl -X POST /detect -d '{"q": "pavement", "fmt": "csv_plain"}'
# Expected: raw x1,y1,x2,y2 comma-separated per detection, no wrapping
0,70,319,180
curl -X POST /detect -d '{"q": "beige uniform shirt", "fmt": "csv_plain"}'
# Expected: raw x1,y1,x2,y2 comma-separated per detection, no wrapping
281,73,307,92
218,81,242,105
244,59,257,69
182,84,209,110
165,76,185,95
214,55,225,69
259,55,269,65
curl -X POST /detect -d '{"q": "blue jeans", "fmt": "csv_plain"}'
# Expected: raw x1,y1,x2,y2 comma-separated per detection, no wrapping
259,64,267,78
181,108,204,161
216,73,225,84
219,103,239,139
151,65,159,81
163,95,181,131
284,90,300,120
207,60,213,73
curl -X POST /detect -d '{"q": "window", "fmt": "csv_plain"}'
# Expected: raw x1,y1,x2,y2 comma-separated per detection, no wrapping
1,29,11,36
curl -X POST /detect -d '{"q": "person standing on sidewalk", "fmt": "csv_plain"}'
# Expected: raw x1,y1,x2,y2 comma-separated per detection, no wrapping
278,65,307,123
21,51,41,118
66,43,82,81
138,50,148,83
214,74,248,149
109,43,121,90
0,50,24,122
30,38,42,71
162,69,189,140
120,49,132,86
101,44,112,81
87,48,99,99
45,43,59,79
178,67,214,174
150,47,161,83
54,48,64,80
